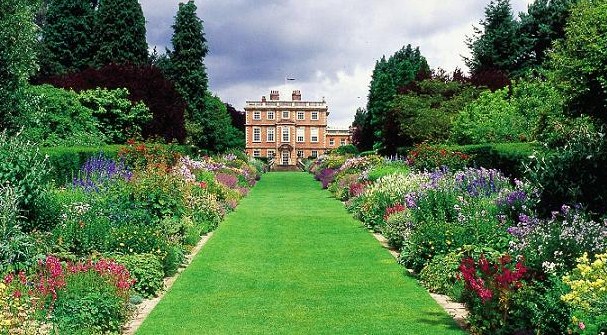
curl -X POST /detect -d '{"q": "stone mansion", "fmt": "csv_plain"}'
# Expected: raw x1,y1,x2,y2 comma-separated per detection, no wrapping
244,90,351,167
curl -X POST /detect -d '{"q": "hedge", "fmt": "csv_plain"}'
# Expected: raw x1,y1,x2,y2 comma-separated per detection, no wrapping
449,142,538,179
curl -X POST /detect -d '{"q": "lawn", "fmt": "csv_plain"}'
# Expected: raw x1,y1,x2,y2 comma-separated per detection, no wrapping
136,172,465,335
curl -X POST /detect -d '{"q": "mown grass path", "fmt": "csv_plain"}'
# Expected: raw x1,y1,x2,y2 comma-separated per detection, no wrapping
136,172,465,334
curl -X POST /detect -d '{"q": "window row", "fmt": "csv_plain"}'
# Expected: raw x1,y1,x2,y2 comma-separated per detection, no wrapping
329,138,348,146
251,149,319,159
252,111,319,121
252,127,320,143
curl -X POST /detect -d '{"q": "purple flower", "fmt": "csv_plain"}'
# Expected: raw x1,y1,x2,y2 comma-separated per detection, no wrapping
72,154,131,191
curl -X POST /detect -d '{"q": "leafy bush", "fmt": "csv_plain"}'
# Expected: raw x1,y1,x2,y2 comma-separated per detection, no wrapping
406,143,470,172
0,131,52,231
525,118,607,214
18,84,106,147
451,142,537,178
77,87,152,144
0,184,36,272
419,251,463,299
113,253,164,298
366,161,409,182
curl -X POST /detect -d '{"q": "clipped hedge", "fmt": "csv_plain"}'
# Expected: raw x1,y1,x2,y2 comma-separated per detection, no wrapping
42,145,195,186
449,142,537,178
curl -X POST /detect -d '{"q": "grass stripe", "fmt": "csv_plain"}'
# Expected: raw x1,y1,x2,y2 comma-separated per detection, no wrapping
136,172,465,334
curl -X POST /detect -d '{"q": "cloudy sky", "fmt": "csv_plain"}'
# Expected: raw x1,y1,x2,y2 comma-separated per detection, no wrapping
141,0,534,127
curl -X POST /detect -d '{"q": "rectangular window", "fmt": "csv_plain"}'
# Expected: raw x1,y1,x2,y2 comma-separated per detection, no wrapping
282,126,290,142
267,149,275,158
297,150,304,158
297,111,305,120
340,138,346,146
253,111,261,120
311,111,319,120
329,138,335,146
296,127,304,142
267,127,275,142
253,127,261,142
267,111,275,120
311,150,318,158
282,111,290,119
253,149,261,157
310,127,319,142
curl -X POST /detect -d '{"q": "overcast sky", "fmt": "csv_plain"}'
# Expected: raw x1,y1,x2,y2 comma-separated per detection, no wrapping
141,0,534,127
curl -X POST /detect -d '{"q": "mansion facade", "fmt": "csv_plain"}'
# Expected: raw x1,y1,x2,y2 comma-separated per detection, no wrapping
244,90,351,167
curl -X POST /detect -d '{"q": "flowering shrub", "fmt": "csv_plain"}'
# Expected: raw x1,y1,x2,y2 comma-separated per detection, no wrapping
316,168,336,189
459,253,528,334
72,154,132,191
561,252,607,334
406,142,470,172
508,205,607,275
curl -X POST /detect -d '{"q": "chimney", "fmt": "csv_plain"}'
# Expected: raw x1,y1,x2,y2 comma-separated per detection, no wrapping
292,90,301,101
261,96,266,102
269,90,280,100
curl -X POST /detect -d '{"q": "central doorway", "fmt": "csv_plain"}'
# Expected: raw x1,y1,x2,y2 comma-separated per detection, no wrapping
282,151,289,165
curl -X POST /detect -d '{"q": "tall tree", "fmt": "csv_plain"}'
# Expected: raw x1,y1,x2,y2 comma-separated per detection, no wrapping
366,45,429,154
94,0,148,66
39,0,96,77
351,107,374,152
0,0,38,131
548,0,607,121
168,0,219,149
465,0,522,77
518,0,579,70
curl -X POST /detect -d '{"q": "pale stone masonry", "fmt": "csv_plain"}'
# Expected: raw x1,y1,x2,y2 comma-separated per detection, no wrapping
244,90,351,166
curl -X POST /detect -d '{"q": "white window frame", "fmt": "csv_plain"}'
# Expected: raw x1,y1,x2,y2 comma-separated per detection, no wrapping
267,149,275,158
311,150,318,158
297,150,304,158
282,111,290,119
340,138,346,146
311,111,319,120
267,111,275,120
329,138,335,146
282,126,290,142
310,127,319,143
253,149,261,157
253,127,261,142
297,111,305,120
267,127,275,142
296,127,305,143
253,111,261,120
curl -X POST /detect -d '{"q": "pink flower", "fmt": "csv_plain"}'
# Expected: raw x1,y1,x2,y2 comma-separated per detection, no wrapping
579,322,586,330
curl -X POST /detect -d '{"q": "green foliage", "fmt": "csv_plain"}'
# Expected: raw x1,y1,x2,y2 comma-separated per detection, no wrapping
394,77,484,144
525,118,607,213
366,161,409,182
113,253,164,298
94,0,148,66
196,93,245,152
0,0,39,130
332,144,358,155
51,269,130,334
0,184,36,273
39,0,96,77
451,142,537,178
77,87,152,144
42,145,122,185
166,0,213,149
548,0,607,121
465,0,523,76
18,84,106,147
0,131,52,231
518,0,579,70
451,88,527,144
419,251,464,299
367,45,430,154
